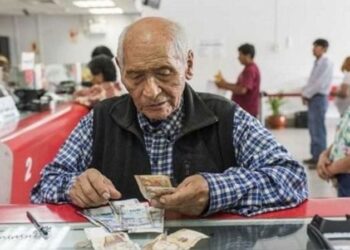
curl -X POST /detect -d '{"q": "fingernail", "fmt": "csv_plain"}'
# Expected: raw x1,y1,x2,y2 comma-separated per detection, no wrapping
160,198,166,203
102,192,110,200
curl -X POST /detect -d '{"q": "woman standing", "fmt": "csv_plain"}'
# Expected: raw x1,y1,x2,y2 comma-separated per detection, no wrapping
333,57,350,116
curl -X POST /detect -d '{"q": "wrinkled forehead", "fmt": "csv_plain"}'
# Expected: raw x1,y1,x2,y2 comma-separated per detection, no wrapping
123,37,182,69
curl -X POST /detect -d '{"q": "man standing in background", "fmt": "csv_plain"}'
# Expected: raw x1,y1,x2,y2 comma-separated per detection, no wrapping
215,43,261,118
302,39,333,169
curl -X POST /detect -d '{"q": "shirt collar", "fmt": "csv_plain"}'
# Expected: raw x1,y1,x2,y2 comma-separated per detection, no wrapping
137,98,184,137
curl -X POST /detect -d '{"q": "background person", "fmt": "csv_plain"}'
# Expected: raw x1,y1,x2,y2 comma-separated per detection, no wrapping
317,106,350,197
331,56,350,116
302,38,333,169
74,55,121,108
215,43,260,117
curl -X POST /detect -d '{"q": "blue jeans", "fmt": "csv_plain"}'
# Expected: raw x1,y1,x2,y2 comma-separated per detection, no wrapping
308,94,328,161
337,174,350,197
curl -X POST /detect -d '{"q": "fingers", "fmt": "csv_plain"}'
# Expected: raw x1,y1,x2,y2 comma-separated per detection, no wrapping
104,178,122,199
68,169,121,208
150,175,209,216
317,156,333,180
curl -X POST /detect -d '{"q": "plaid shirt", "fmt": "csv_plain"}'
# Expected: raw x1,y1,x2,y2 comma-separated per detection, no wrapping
31,104,307,216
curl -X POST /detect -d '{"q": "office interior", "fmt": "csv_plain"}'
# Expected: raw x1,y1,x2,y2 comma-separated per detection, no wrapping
0,0,350,249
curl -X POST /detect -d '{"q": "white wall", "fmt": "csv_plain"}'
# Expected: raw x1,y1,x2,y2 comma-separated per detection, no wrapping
142,0,350,94
1,0,350,116
0,14,137,65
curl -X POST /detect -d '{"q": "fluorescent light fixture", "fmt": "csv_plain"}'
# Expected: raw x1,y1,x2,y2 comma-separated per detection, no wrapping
73,0,115,8
89,7,124,14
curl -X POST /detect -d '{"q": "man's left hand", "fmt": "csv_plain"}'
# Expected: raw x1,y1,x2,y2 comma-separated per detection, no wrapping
302,96,309,105
150,175,209,216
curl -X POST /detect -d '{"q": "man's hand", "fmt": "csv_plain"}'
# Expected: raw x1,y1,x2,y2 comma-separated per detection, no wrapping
317,150,332,180
214,79,226,89
327,158,350,176
150,175,209,216
69,168,121,208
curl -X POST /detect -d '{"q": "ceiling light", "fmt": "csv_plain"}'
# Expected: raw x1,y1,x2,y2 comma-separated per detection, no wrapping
89,7,124,14
73,0,115,8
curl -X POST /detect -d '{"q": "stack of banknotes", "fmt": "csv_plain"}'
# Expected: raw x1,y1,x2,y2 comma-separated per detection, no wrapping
81,227,208,250
81,199,164,233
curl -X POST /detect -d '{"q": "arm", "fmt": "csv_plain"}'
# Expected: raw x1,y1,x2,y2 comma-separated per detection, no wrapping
336,84,350,98
30,111,94,204
201,107,308,216
216,80,248,95
326,155,350,176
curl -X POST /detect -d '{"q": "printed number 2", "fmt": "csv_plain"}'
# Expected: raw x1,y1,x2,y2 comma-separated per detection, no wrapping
25,157,33,182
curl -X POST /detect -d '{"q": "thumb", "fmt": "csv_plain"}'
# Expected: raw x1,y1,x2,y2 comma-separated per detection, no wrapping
108,185,122,199
103,178,122,199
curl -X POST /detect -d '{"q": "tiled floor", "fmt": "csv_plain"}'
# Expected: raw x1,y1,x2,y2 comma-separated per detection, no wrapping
269,119,339,198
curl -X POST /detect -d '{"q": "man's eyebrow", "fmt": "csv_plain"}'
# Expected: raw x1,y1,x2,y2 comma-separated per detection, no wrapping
126,69,144,74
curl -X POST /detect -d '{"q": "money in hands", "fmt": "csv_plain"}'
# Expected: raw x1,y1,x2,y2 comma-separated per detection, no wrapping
134,175,175,200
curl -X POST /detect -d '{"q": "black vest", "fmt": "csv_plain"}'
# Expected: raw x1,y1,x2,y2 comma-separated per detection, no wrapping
91,84,237,201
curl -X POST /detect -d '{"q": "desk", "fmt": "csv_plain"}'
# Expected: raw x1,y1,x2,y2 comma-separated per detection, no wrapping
0,198,349,249
0,104,89,203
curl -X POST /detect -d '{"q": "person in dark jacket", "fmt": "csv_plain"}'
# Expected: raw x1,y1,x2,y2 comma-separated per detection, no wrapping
31,17,307,217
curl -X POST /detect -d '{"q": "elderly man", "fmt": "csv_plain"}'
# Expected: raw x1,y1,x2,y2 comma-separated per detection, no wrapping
31,17,307,216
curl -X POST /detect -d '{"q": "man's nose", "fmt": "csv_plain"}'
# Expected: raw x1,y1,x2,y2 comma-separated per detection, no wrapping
143,76,161,98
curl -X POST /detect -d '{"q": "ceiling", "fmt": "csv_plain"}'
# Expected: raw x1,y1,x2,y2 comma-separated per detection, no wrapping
0,0,141,15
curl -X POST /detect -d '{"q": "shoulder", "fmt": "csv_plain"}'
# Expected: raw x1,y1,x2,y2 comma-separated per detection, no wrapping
321,57,333,67
343,72,350,83
197,92,236,114
93,94,130,113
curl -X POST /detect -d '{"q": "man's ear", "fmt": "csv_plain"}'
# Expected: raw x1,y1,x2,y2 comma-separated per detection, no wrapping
185,50,194,80
115,57,121,69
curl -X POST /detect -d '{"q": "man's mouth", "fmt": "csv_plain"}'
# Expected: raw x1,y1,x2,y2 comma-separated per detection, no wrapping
148,101,167,107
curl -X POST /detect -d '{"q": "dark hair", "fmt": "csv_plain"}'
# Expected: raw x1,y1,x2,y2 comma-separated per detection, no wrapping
313,39,329,49
91,45,114,59
238,43,255,58
88,55,117,82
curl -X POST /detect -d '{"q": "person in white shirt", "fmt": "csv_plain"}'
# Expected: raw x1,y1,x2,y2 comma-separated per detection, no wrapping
332,57,350,116
302,39,333,169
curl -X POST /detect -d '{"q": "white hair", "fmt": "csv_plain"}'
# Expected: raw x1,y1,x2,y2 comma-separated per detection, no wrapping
117,19,189,69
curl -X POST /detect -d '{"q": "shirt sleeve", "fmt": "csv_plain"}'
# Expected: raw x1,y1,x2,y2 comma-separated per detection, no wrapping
30,111,94,204
201,107,308,216
238,67,256,90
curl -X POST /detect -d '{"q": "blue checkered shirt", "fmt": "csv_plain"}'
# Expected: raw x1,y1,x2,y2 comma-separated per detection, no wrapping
31,104,308,216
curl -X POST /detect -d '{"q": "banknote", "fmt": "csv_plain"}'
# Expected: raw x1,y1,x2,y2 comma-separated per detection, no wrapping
134,175,175,200
128,207,164,233
143,229,209,250
84,227,140,250
167,229,209,249
82,199,164,233
82,199,139,232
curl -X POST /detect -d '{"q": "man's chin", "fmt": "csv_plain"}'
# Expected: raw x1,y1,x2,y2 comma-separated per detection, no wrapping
143,111,171,121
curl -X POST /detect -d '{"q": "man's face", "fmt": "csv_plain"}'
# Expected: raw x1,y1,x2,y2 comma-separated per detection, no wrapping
121,40,193,121
238,52,249,65
312,45,326,58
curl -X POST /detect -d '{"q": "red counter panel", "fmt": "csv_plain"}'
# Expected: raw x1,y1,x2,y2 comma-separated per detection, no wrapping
0,198,349,224
0,104,89,204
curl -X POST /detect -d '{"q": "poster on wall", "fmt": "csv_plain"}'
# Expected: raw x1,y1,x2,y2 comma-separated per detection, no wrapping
21,52,35,71
197,39,224,59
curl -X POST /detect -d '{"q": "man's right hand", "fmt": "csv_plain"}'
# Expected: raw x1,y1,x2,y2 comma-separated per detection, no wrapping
68,168,121,208
317,150,332,180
